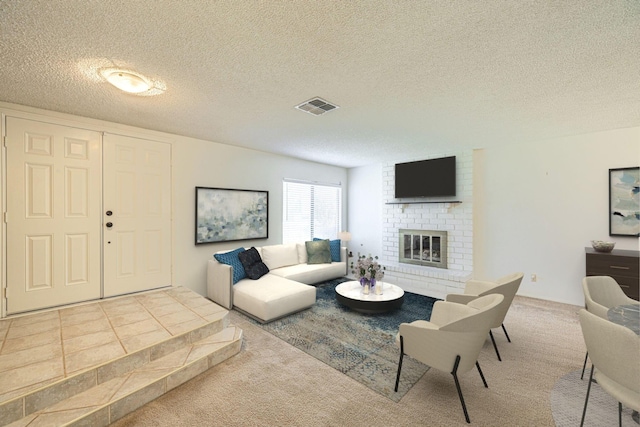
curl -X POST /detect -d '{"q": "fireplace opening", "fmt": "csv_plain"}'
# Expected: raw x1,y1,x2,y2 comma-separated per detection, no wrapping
399,229,448,268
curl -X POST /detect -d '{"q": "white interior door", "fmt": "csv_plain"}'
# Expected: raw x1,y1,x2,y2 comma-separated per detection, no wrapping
5,117,102,314
102,133,172,297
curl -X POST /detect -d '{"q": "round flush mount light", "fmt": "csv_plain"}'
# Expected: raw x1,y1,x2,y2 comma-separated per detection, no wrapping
103,69,151,93
98,67,165,96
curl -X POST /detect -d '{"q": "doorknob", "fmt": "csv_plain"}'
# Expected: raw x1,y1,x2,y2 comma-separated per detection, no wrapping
106,210,113,216
106,222,113,228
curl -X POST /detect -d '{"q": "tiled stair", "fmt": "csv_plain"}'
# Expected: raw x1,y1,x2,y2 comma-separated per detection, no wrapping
0,290,243,427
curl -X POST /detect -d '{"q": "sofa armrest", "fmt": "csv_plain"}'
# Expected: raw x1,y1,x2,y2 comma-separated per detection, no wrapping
207,259,233,309
341,246,347,262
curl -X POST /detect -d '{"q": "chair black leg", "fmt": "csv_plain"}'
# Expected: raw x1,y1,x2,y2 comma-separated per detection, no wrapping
394,336,404,392
489,330,502,361
580,352,589,380
451,355,471,424
501,323,511,343
618,402,622,427
476,361,488,388
580,365,595,427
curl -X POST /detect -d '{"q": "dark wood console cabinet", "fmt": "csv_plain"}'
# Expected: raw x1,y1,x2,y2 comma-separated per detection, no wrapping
585,248,640,301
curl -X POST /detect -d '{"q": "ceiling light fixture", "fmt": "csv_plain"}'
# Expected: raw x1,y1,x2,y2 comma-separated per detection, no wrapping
100,68,157,94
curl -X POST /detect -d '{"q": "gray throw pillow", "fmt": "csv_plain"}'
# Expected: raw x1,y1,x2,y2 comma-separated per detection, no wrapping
305,239,332,264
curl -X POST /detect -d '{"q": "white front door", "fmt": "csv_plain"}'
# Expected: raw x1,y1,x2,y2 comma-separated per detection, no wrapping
5,117,102,314
102,133,172,297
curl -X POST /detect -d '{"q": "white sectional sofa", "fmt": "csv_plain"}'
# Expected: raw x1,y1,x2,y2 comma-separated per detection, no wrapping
207,242,347,323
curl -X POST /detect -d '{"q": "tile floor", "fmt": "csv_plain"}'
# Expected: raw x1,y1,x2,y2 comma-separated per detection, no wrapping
0,286,227,406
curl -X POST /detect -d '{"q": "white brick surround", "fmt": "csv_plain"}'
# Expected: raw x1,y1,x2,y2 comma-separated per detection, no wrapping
380,151,473,299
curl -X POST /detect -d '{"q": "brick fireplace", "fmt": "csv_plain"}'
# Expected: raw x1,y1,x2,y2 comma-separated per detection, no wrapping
378,150,474,299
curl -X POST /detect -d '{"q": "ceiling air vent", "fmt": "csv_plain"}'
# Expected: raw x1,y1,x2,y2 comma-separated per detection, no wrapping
295,97,339,116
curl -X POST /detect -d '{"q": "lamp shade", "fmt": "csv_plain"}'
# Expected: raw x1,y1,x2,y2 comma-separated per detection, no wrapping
338,231,352,242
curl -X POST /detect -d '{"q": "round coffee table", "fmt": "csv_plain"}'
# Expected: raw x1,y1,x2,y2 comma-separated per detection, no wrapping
335,280,405,314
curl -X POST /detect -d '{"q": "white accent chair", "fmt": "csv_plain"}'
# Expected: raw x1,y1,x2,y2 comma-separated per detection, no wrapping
445,272,524,361
394,294,504,424
580,276,637,379
578,309,640,427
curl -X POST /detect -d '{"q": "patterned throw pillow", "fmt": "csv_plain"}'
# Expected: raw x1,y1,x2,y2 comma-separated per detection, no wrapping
305,239,332,264
238,247,270,280
213,248,247,284
313,237,341,262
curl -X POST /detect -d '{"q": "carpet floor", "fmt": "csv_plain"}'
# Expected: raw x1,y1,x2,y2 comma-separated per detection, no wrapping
551,369,637,426
238,277,438,401
112,291,592,426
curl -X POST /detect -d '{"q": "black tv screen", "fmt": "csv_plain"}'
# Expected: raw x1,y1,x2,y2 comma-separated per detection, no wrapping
395,156,456,198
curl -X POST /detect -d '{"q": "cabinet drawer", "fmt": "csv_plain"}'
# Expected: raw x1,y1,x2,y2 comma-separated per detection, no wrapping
612,275,640,301
586,254,639,276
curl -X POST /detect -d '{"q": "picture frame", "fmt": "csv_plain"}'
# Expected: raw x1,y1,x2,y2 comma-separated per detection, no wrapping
609,167,639,237
195,187,268,244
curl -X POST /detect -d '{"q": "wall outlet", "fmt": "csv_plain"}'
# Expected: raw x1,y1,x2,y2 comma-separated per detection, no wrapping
531,274,537,282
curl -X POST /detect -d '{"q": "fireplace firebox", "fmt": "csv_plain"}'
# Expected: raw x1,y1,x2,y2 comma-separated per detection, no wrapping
399,229,448,269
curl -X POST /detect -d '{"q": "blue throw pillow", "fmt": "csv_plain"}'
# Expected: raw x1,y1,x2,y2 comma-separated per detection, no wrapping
313,238,341,262
214,248,247,284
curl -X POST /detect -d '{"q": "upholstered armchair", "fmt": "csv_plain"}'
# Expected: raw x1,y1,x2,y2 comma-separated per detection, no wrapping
583,276,636,319
580,276,638,379
445,272,524,361
395,294,504,424
580,275,637,379
578,309,640,427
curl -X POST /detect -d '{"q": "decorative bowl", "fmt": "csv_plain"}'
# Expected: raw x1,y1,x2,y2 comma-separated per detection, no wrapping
591,240,615,253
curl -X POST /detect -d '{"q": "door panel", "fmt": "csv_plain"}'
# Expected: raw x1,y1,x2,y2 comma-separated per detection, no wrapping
103,134,172,297
6,117,102,314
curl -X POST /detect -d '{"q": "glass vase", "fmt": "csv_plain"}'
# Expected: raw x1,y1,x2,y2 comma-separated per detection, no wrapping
375,281,383,295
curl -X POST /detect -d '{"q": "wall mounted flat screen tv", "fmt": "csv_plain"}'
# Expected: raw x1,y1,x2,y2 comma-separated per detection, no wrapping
395,156,456,198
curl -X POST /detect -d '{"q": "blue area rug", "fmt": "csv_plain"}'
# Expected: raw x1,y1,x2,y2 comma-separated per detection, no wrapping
240,277,438,401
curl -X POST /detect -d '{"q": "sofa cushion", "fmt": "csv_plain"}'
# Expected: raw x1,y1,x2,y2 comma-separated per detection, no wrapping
270,262,347,284
213,248,247,284
233,275,316,322
296,243,308,264
305,239,332,264
313,238,341,262
238,247,269,280
261,243,299,270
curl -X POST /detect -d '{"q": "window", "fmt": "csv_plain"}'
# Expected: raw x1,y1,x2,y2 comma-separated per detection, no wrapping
282,179,342,244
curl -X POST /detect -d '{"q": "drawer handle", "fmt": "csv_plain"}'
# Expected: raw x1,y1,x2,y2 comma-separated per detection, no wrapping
619,284,630,289
609,265,630,270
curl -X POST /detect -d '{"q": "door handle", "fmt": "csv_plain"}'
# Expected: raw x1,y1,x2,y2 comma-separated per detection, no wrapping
106,222,113,228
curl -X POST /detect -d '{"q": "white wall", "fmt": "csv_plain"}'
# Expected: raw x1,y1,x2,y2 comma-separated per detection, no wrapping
173,138,347,296
346,164,382,260
0,102,348,309
476,127,639,306
1,101,636,311
347,127,639,306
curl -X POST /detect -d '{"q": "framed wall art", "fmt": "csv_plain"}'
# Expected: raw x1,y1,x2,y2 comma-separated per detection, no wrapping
195,187,268,244
609,166,639,237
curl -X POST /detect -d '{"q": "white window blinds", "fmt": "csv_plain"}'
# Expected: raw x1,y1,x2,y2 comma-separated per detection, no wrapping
282,180,342,244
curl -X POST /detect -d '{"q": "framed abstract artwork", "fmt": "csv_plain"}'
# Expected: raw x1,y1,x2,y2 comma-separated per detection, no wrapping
195,187,268,244
609,167,639,237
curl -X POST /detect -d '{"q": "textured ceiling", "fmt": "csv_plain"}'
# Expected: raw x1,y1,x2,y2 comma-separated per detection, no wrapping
1,1,638,168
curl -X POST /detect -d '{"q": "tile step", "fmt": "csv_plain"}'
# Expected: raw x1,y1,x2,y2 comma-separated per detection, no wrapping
4,325,243,427
0,310,230,425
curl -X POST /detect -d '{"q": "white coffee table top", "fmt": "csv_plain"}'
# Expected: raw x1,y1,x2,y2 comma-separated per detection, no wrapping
335,280,404,302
